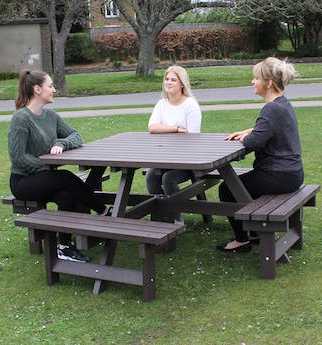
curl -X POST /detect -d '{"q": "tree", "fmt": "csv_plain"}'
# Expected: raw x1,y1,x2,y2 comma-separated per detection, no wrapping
31,0,88,95
112,0,228,76
0,0,88,95
230,0,322,50
0,1,26,19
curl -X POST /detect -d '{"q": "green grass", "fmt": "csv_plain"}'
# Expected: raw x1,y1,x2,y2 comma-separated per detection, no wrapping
1,63,322,100
0,106,321,344
278,39,295,53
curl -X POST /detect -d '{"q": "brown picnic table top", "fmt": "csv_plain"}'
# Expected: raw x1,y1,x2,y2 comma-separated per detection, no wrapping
40,132,246,173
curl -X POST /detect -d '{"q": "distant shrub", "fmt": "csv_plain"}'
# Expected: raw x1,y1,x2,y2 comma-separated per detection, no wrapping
94,32,138,62
113,60,122,68
127,56,138,64
153,56,160,64
213,52,223,60
230,51,270,60
65,33,97,64
156,28,249,60
93,28,251,62
0,72,19,80
294,44,322,58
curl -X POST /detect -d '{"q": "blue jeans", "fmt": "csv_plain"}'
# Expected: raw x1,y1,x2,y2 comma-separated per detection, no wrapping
145,168,192,221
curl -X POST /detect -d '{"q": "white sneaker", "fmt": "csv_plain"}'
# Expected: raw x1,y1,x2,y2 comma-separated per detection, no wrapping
57,242,89,262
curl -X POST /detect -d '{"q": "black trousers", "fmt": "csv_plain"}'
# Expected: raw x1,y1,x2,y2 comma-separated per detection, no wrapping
218,168,304,242
10,170,106,244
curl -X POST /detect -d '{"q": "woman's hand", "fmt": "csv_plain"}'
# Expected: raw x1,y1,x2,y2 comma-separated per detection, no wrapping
177,127,187,133
225,128,253,142
50,145,63,155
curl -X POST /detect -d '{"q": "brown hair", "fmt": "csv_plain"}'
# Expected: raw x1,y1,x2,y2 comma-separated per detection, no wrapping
253,57,296,93
15,70,48,109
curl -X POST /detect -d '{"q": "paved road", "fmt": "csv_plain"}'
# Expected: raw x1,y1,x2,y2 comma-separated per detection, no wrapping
0,83,321,122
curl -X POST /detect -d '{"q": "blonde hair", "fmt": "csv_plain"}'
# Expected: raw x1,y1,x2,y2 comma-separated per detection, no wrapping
253,57,296,93
162,65,194,98
15,70,48,109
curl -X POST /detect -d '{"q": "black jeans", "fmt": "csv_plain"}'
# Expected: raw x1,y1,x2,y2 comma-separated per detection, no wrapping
218,168,304,242
10,170,106,244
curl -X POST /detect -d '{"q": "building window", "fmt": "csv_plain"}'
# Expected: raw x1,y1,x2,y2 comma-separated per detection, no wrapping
104,0,119,18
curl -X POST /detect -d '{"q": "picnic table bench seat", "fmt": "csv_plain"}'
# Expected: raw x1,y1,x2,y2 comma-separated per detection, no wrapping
203,167,253,179
14,209,185,302
2,172,109,254
234,184,320,279
142,167,253,178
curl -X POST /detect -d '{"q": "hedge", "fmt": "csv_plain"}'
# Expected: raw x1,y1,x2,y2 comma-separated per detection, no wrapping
65,33,97,64
93,28,250,62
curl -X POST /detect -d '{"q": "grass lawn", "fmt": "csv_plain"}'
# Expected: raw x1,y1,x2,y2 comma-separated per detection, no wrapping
1,63,322,100
0,106,321,344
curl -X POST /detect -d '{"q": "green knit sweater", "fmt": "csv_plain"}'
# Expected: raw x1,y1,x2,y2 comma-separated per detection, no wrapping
8,107,82,175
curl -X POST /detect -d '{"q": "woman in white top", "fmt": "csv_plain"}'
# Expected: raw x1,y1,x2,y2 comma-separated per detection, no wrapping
146,65,202,224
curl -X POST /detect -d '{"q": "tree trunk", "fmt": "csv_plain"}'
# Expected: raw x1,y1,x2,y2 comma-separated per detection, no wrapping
287,20,301,50
52,37,66,95
136,34,157,76
303,18,322,45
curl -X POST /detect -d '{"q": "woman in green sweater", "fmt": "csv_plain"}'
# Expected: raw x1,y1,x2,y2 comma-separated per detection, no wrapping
8,70,110,262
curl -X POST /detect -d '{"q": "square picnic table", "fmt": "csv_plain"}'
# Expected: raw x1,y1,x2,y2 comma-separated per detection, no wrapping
39,132,252,294
40,131,252,216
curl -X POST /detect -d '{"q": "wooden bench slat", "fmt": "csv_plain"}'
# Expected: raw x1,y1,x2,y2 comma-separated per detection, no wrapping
142,167,253,178
15,210,183,245
269,184,320,221
2,195,15,204
235,185,320,222
18,217,168,244
234,194,276,220
25,209,182,233
205,167,253,178
250,191,300,221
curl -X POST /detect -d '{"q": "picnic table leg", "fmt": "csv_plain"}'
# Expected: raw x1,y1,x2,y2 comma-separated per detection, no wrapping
93,168,135,295
258,232,276,279
84,166,107,191
43,231,60,285
150,197,176,253
28,228,43,254
290,209,303,250
218,164,253,203
140,243,156,302
191,172,214,224
76,166,108,250
92,239,117,295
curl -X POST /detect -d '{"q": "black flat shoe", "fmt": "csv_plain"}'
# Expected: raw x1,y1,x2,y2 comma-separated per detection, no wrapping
217,242,252,253
249,237,259,244
230,237,259,244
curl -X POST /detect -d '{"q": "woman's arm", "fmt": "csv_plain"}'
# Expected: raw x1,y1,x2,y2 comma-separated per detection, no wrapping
55,112,82,150
225,128,253,142
149,123,183,133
